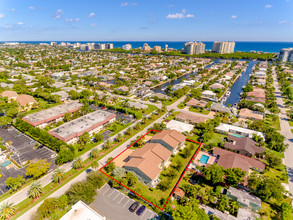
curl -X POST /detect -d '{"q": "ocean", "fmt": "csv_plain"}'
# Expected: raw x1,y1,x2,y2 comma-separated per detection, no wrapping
1,41,293,53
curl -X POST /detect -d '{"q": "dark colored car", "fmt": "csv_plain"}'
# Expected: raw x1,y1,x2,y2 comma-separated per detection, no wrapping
136,205,146,216
129,202,139,212
86,169,93,174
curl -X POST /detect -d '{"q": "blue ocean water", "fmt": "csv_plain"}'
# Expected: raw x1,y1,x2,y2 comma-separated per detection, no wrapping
1,41,293,53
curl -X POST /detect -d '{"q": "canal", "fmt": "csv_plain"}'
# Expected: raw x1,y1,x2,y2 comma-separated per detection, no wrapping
225,61,257,106
152,59,220,94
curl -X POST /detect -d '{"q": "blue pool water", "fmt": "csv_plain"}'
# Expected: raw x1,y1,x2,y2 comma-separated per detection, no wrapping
199,155,210,164
230,133,245,138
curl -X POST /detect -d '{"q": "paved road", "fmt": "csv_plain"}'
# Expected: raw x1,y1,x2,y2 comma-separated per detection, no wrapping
19,170,89,220
272,70,293,196
91,184,158,220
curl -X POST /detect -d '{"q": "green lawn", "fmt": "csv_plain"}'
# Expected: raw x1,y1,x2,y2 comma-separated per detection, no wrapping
205,133,226,146
289,120,293,127
177,103,185,109
108,122,131,137
164,112,180,121
189,107,210,115
263,167,288,184
264,114,280,131
265,148,284,158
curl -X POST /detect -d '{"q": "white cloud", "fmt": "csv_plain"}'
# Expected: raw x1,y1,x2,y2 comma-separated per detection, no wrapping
168,4,175,7
0,14,5,19
65,18,74,22
8,8,15,12
182,8,186,14
265,4,272,8
231,15,238,19
54,9,63,19
166,12,194,19
17,22,24,25
4,24,13,29
278,20,288,24
121,2,138,7
88,12,95,18
28,6,35,10
91,23,97,27
76,18,80,22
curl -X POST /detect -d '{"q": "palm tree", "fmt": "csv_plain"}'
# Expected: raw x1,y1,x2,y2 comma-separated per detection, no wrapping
90,148,99,159
229,201,240,215
52,168,65,183
217,195,230,212
91,160,99,170
113,97,119,111
0,202,15,219
123,99,129,114
116,133,123,143
28,181,43,199
73,157,83,169
104,140,112,149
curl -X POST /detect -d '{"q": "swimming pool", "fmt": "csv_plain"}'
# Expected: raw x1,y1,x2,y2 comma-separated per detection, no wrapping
199,155,210,164
230,133,245,138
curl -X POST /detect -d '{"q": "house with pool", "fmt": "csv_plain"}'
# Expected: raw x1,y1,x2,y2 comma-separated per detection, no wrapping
215,123,265,140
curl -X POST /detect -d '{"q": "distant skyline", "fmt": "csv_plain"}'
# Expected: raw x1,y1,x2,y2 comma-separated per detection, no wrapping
0,0,293,42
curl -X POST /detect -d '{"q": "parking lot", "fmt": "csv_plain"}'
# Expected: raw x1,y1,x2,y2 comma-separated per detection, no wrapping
91,184,159,220
0,126,58,195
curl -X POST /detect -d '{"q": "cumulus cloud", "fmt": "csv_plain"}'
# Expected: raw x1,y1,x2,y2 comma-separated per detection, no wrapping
91,23,97,27
88,12,95,17
0,14,5,19
17,22,24,25
76,18,80,22
231,15,238,19
54,9,63,19
121,2,138,7
28,6,35,10
265,4,272,8
166,12,194,19
8,8,15,12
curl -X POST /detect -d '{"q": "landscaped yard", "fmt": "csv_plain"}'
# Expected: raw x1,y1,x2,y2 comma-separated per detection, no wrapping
205,133,226,146
264,114,280,131
189,107,210,115
289,120,293,127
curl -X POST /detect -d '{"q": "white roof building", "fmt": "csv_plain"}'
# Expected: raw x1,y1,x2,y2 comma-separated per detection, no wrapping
166,120,194,133
61,201,106,220
215,123,265,140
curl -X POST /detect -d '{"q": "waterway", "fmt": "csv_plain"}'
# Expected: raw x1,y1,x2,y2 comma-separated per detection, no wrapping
152,59,221,94
152,70,198,94
225,61,257,106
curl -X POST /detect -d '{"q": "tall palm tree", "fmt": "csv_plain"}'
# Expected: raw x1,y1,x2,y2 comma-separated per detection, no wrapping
91,160,99,170
28,181,43,199
113,97,119,111
73,157,83,169
90,148,99,159
0,202,15,219
52,168,65,183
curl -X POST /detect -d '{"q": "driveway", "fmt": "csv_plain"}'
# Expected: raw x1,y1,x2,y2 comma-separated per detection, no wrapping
91,184,159,220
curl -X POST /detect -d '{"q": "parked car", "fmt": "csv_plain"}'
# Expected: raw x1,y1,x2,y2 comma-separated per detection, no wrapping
136,205,146,216
129,202,139,212
86,169,93,174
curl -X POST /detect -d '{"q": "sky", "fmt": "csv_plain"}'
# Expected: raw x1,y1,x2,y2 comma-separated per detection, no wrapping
0,0,293,42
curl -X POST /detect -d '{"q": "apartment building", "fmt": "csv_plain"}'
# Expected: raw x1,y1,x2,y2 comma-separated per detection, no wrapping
212,41,235,54
183,42,205,54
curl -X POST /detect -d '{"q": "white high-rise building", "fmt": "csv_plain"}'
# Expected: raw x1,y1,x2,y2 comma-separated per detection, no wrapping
122,44,132,50
106,43,114,49
279,48,293,62
183,42,205,54
212,41,235,54
165,44,168,51
51,42,57,46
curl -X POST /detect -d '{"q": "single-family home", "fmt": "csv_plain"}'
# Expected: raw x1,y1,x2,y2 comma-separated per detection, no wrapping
238,108,263,121
224,135,265,157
